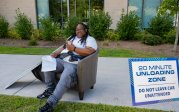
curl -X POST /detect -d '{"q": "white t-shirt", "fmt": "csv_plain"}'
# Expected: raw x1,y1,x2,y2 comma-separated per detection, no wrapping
61,35,97,64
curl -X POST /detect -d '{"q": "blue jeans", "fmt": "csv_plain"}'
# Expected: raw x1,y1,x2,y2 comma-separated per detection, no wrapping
44,58,77,106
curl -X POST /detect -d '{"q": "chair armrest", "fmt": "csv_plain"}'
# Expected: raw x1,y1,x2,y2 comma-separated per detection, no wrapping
77,49,99,92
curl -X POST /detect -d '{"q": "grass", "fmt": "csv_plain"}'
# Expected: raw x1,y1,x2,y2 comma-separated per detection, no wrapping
0,46,167,57
99,48,166,57
0,46,55,55
0,95,169,112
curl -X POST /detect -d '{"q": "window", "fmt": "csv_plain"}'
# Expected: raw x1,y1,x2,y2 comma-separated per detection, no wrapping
36,0,50,28
143,0,161,28
37,0,104,28
128,0,161,28
36,0,49,18
128,0,142,19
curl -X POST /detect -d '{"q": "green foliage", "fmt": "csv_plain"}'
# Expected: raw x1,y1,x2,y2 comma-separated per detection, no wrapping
0,46,166,57
40,17,61,41
91,0,104,10
0,46,54,55
88,10,112,40
28,39,38,46
134,30,151,41
14,9,33,40
159,0,179,15
0,95,166,112
106,30,120,41
76,0,88,18
164,29,176,44
8,28,21,39
49,0,61,22
142,33,162,46
99,48,164,58
116,11,140,40
159,0,179,50
147,14,173,37
31,29,42,40
0,16,9,38
63,16,82,37
48,0,104,24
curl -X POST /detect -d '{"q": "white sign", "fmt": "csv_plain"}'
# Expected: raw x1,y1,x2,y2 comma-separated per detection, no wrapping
128,58,179,106
41,56,56,72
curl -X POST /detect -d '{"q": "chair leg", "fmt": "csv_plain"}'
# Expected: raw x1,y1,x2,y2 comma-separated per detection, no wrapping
79,92,84,100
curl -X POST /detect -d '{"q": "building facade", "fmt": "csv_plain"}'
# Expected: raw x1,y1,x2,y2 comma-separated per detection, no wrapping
104,0,162,29
104,0,128,29
0,0,37,27
0,0,49,28
0,0,162,29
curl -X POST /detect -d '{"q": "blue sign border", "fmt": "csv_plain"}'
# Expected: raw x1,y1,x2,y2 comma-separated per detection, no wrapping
128,57,179,106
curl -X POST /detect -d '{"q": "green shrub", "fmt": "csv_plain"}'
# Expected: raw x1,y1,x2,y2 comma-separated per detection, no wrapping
142,33,162,46
164,29,176,44
88,10,112,40
134,30,151,41
52,30,64,41
116,11,140,40
63,16,82,38
8,28,21,39
147,13,173,37
40,17,61,41
106,30,120,41
31,29,42,40
28,39,38,46
0,16,9,38
14,9,33,40
49,0,61,22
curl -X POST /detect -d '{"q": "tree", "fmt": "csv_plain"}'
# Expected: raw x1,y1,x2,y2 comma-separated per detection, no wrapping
159,0,179,51
91,0,104,10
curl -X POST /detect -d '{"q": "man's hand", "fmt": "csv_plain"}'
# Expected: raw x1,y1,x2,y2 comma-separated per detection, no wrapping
50,52,59,58
66,41,75,51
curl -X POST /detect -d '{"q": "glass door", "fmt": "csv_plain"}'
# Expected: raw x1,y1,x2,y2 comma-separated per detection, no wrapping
143,0,161,28
36,0,49,28
37,0,49,18
128,0,143,18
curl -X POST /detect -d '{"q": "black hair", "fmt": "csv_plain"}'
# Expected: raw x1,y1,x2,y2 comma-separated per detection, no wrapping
68,22,89,45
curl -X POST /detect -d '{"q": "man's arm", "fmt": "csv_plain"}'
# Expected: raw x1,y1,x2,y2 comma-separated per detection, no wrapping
66,42,96,56
51,45,64,58
73,47,96,56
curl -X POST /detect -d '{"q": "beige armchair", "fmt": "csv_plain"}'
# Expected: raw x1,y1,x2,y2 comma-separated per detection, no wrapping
32,48,99,100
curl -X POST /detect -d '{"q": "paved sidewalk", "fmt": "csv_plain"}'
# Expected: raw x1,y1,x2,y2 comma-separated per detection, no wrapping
0,54,179,111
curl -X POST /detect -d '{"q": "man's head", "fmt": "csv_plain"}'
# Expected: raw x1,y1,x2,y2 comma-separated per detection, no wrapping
75,23,88,38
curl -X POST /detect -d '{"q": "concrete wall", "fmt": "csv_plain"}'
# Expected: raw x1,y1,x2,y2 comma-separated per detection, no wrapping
0,0,37,27
104,0,128,29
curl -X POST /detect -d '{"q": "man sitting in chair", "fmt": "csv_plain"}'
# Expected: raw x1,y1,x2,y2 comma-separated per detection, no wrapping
38,22,98,112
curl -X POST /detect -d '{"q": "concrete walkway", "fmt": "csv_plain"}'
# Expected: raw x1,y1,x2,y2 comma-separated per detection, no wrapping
0,54,179,111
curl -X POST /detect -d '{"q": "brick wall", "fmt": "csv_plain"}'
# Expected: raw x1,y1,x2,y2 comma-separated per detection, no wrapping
0,0,37,28
104,0,128,29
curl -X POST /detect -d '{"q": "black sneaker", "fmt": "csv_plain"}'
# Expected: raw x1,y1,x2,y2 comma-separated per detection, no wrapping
39,102,53,112
37,89,53,99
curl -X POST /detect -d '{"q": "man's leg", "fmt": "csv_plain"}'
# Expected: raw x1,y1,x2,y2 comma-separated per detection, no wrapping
47,62,77,106
44,71,56,92
37,71,56,99
37,59,64,99
39,61,77,112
